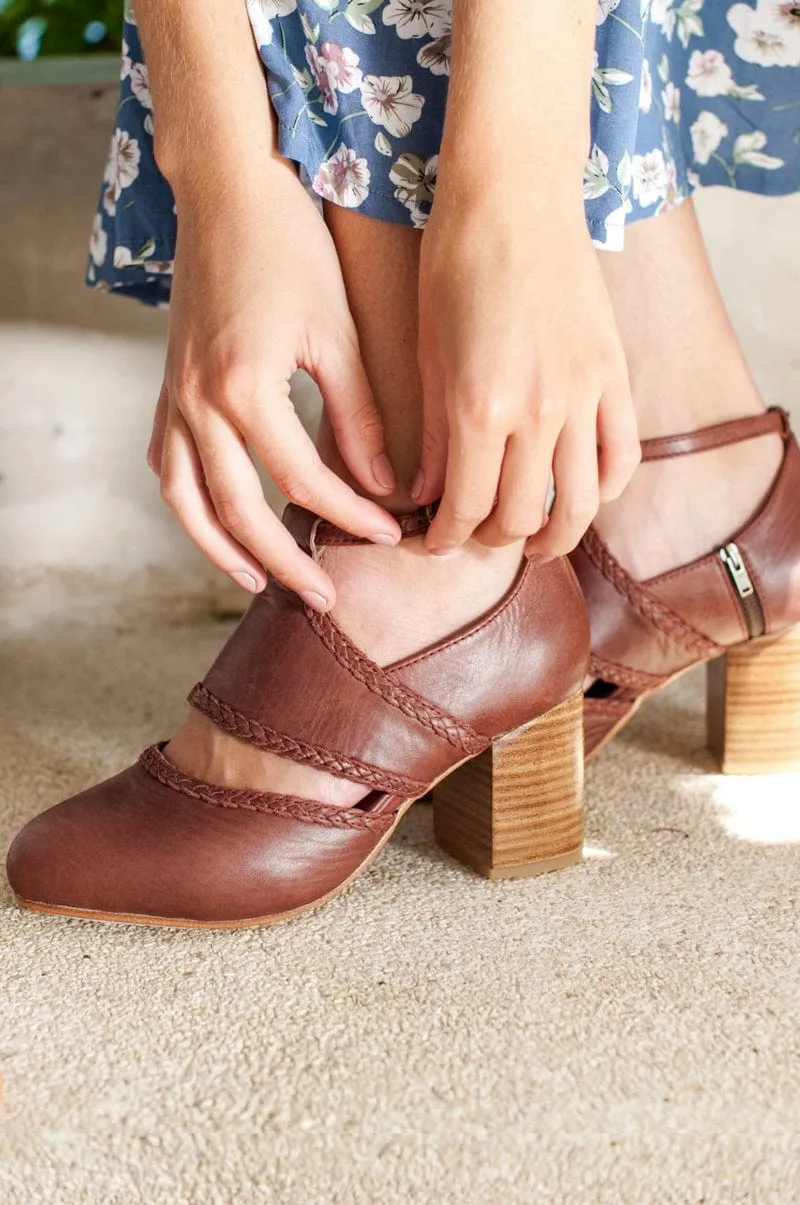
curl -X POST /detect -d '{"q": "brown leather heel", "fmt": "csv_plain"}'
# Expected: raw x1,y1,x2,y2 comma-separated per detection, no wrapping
7,503,590,929
572,407,800,770
707,624,800,774
432,690,584,879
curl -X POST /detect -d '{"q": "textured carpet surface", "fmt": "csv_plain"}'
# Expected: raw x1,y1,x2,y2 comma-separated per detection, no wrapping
1,616,799,1204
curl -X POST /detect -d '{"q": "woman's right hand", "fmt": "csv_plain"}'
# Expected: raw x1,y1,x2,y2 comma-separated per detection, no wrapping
147,161,400,611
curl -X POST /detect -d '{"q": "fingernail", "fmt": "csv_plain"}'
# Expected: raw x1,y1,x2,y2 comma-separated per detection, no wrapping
429,547,455,558
411,470,425,501
372,454,396,492
371,532,399,546
229,570,259,593
300,589,330,613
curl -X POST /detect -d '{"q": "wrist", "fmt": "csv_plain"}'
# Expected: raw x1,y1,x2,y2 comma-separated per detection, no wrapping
432,154,588,234
159,135,299,213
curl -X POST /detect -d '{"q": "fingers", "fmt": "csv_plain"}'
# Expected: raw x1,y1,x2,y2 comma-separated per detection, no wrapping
185,411,341,607
159,416,269,595
413,363,449,506
597,386,641,502
314,326,397,498
147,383,169,477
525,416,601,558
424,397,508,553
473,432,552,548
233,385,401,544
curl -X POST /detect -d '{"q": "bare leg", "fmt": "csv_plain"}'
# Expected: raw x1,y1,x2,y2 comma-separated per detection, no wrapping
596,199,784,581
168,209,525,805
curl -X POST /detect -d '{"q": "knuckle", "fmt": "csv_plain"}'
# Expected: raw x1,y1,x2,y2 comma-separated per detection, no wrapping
621,439,643,470
446,505,487,530
420,425,445,460
459,392,510,431
497,520,530,542
159,476,182,512
531,393,564,427
217,360,262,408
564,499,599,529
347,397,382,437
278,477,316,509
214,496,249,533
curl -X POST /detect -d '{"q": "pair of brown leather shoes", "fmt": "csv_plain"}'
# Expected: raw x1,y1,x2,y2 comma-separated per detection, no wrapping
7,409,800,929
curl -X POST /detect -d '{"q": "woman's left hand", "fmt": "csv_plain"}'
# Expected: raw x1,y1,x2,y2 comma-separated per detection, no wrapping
414,194,640,558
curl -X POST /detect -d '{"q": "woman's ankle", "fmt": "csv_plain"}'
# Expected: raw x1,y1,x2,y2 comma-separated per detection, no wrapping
322,533,525,666
594,430,785,582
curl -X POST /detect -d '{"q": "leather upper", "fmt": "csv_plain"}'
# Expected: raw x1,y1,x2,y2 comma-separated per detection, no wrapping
7,503,590,924
572,407,800,757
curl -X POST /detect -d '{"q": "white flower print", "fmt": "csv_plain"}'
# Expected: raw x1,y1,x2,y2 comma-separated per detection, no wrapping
632,148,668,206
313,145,371,207
113,246,134,269
389,152,438,226
686,48,734,95
89,214,107,267
319,42,362,92
760,1,800,43
246,0,297,47
130,62,152,110
417,29,451,75
651,0,676,37
596,0,622,25
120,37,132,81
727,2,800,66
360,75,425,138
662,80,681,121
690,110,729,164
639,57,653,112
732,128,785,168
382,0,451,40
102,128,141,215
306,42,362,115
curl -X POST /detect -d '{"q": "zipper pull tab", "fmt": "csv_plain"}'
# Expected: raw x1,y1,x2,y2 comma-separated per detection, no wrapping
719,542,755,600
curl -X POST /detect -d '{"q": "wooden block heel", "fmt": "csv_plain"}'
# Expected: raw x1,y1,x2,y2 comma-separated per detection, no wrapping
431,691,584,880
707,625,800,774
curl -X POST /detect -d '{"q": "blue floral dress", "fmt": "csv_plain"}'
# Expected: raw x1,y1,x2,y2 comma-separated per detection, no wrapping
88,0,800,305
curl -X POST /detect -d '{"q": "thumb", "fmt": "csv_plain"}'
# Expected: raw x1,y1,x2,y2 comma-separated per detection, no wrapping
313,323,396,497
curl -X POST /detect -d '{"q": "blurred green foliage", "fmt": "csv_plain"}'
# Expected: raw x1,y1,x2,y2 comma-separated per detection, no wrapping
0,0,124,58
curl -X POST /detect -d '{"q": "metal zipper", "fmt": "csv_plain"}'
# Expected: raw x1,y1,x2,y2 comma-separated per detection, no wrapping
719,542,765,639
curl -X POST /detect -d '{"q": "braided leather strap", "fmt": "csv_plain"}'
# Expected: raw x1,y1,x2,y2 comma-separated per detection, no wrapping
589,653,670,694
581,528,722,659
189,682,429,799
306,608,487,756
139,745,397,832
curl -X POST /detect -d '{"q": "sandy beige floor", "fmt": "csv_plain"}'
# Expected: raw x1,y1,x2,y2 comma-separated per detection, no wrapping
1,614,799,1204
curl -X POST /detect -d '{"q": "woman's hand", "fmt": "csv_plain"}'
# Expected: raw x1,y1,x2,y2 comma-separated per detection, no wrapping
413,0,640,558
414,197,640,558
148,162,400,610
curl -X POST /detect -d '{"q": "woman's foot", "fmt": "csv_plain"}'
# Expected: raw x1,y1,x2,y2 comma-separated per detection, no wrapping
167,534,525,807
592,422,786,583
7,504,590,925
572,406,800,764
